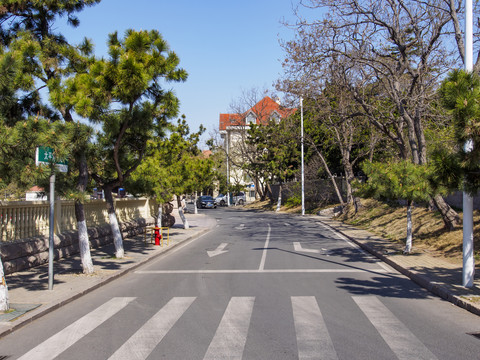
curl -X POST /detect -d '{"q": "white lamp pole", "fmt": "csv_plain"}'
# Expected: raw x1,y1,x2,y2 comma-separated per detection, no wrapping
463,0,474,288
226,132,231,207
301,97,305,216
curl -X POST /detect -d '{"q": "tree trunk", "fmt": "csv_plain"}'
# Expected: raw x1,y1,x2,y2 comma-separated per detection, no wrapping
431,194,461,230
254,177,265,201
312,141,345,207
177,196,189,229
194,193,198,214
344,169,355,205
75,153,94,274
276,183,282,212
340,144,356,205
404,200,413,254
156,201,162,227
104,186,124,258
0,258,9,311
266,183,274,202
75,200,94,274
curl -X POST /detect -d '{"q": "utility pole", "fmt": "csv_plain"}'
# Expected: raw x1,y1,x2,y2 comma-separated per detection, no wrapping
226,131,230,207
463,0,474,288
300,97,305,216
48,173,55,290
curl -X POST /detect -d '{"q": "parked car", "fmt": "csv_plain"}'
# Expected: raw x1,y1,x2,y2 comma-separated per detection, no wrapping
196,195,217,209
214,192,246,206
215,194,227,206
233,191,246,205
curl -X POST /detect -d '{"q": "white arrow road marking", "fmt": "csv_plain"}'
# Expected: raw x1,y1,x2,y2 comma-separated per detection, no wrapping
207,243,229,257
294,242,321,254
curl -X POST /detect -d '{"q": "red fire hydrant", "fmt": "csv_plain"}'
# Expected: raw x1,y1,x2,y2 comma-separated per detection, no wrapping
154,227,162,246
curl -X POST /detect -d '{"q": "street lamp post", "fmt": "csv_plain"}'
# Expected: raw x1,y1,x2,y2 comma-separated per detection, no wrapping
301,97,305,216
226,132,230,207
463,0,474,288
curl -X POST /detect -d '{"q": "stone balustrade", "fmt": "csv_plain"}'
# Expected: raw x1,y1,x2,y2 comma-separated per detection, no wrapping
0,198,155,242
0,198,158,274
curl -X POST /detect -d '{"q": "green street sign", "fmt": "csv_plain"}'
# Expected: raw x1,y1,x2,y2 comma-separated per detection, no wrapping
35,146,68,173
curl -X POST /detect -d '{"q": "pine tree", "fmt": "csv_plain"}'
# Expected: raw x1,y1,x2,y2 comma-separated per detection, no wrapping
357,161,434,253
0,2,101,310
74,30,187,257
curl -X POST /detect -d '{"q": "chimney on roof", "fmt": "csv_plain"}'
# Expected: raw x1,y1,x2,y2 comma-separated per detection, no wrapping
275,97,281,105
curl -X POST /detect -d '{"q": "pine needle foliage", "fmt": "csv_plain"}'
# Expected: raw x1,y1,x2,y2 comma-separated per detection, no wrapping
356,160,433,204
438,70,480,195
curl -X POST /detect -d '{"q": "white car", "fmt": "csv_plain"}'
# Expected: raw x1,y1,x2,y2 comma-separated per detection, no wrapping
214,194,228,206
215,192,246,206
233,192,246,205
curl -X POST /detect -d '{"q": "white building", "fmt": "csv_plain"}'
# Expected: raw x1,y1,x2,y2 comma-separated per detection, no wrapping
219,96,297,201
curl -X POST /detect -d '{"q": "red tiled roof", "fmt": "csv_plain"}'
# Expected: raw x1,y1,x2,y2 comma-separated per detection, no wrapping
28,186,44,192
219,96,297,131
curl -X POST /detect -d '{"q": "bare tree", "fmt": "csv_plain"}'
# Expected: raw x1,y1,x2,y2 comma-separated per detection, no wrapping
280,0,461,228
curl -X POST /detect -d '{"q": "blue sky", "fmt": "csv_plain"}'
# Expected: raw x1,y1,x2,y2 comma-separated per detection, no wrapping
58,0,303,147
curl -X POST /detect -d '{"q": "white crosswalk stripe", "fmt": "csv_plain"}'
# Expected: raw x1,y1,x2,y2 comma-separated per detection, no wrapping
17,297,136,360
108,297,196,360
203,297,255,360
292,296,338,360
15,295,441,360
353,296,439,360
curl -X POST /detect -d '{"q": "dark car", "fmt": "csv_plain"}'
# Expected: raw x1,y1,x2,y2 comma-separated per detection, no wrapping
196,195,217,209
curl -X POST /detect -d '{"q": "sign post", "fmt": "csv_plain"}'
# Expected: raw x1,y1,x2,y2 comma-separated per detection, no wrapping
35,147,68,290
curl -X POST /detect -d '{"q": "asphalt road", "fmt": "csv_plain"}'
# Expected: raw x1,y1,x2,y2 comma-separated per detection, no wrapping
1,207,480,359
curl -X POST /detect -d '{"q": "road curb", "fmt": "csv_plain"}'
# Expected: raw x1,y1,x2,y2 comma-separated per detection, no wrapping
317,218,480,317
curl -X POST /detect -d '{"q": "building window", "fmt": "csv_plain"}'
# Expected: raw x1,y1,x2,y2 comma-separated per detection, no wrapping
270,111,280,124
246,112,256,124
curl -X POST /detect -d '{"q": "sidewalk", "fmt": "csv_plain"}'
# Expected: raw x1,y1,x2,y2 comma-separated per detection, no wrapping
317,215,480,316
0,212,217,338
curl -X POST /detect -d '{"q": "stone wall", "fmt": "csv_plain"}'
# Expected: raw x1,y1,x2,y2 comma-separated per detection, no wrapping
0,217,154,275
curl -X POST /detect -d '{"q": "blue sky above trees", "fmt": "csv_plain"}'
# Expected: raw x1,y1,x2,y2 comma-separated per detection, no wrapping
57,0,303,146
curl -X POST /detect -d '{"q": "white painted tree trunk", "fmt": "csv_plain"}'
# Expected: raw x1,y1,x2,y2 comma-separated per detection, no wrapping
109,212,125,258
74,156,94,274
78,220,94,274
177,196,189,229
0,258,9,312
104,186,125,258
276,184,282,212
194,194,198,214
404,201,413,254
